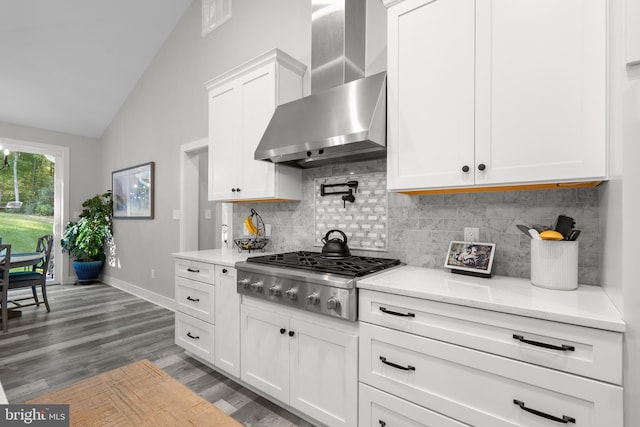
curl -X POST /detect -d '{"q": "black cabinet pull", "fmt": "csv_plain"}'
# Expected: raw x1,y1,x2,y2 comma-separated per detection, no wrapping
222,268,228,274
186,332,200,340
513,400,575,424
289,330,295,337
462,165,470,173
231,188,237,192
186,296,200,302
379,421,386,427
379,356,415,371
477,163,486,171
280,328,286,334
187,268,200,273
380,306,415,318
513,334,575,352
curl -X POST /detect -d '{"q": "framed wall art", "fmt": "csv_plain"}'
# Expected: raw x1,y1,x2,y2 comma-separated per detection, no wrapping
112,162,155,219
444,241,496,278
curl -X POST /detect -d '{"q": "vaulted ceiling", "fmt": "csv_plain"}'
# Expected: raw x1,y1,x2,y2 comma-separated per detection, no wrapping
0,0,193,138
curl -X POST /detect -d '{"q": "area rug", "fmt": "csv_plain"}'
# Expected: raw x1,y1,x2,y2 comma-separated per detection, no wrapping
26,359,242,427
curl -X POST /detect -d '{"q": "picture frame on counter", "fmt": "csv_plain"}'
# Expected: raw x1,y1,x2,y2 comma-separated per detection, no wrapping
112,162,155,219
445,241,496,278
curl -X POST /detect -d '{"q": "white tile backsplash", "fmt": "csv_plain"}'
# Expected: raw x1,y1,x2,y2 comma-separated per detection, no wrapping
313,172,389,251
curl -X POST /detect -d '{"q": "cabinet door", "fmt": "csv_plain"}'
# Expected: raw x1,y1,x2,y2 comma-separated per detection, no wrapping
289,318,358,427
240,302,290,403
209,82,241,201
238,65,277,200
214,266,240,378
387,0,475,191
475,0,607,185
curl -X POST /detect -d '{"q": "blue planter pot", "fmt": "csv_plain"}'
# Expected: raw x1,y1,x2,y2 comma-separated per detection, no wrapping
73,260,104,282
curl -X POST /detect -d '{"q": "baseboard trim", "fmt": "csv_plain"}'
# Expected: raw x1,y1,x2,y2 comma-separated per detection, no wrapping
101,274,176,312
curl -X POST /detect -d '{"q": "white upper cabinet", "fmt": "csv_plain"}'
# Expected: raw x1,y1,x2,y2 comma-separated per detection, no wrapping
385,0,608,192
205,49,306,202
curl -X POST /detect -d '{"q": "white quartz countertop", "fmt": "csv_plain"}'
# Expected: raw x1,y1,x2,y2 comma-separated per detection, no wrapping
172,248,269,267
357,266,625,332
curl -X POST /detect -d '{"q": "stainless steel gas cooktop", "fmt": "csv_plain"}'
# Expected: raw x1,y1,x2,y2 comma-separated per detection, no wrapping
235,251,402,322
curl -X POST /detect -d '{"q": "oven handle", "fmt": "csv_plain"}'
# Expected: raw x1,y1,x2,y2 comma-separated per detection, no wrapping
379,306,415,318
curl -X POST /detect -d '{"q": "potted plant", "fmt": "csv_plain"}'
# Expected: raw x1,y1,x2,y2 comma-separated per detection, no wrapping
61,190,113,282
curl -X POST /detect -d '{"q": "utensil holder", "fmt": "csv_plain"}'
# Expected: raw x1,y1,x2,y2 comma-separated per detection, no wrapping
530,240,579,290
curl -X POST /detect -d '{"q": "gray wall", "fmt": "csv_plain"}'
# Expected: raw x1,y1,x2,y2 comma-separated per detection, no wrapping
99,0,312,299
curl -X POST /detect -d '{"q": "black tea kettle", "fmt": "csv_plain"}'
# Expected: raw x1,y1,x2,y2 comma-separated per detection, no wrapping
321,229,351,258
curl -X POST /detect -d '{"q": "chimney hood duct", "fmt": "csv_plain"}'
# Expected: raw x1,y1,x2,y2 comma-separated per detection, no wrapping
254,0,387,168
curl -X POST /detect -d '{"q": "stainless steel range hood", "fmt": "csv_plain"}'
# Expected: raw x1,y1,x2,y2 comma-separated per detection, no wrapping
254,0,386,168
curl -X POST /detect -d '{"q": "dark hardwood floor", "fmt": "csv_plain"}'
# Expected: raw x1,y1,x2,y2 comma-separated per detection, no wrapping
0,283,316,427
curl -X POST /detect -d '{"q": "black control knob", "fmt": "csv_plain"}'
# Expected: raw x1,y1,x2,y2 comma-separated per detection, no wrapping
307,151,312,157
462,165,470,173
477,163,486,171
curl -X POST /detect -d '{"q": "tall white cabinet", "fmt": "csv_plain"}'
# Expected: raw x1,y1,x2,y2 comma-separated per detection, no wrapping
385,0,608,192
205,48,306,202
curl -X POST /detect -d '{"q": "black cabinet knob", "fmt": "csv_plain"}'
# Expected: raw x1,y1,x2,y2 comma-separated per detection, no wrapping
478,163,486,171
236,188,241,192
222,268,228,274
280,328,286,334
462,165,470,173
288,330,295,337
231,188,236,192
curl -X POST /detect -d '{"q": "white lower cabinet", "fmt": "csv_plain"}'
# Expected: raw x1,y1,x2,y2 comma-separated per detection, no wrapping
241,298,358,427
359,383,470,427
358,289,624,427
214,265,240,378
175,311,215,363
174,259,241,378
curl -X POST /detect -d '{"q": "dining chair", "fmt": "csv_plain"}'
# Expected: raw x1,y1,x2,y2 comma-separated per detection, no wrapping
8,235,53,313
0,244,11,333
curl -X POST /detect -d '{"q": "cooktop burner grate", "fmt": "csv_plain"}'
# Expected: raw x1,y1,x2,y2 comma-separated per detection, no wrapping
246,251,401,277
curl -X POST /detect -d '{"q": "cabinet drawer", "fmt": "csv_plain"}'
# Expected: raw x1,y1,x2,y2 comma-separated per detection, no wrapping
359,289,622,384
175,276,214,323
175,312,215,364
359,383,470,427
175,259,215,284
360,322,622,427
